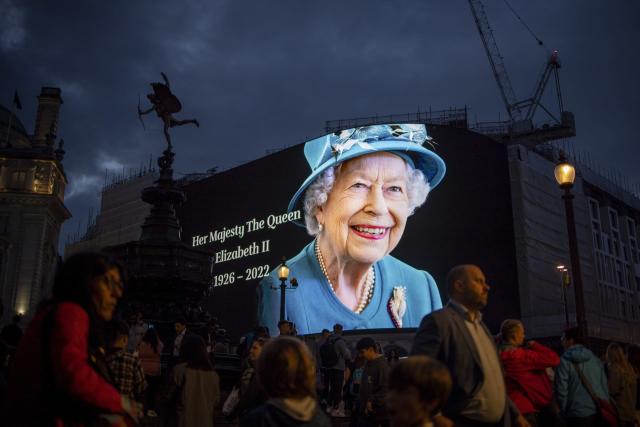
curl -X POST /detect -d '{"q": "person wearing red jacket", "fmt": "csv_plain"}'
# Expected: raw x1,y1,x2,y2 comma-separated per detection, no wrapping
5,252,139,426
498,319,561,427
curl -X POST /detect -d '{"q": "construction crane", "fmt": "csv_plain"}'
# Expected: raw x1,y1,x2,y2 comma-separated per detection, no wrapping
468,0,575,146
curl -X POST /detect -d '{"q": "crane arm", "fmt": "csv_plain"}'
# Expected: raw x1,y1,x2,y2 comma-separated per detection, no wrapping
468,0,522,120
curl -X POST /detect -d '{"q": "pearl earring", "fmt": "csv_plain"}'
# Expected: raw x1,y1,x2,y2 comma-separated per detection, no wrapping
318,223,324,232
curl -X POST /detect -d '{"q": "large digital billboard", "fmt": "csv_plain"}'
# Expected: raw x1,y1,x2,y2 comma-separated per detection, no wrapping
178,124,521,338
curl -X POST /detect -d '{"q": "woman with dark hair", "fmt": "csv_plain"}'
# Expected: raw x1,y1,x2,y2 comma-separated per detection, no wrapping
241,336,331,427
138,326,164,415
166,334,220,427
5,252,138,426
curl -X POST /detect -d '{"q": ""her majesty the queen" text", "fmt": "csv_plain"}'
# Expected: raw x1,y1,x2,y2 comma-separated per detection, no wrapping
191,210,301,248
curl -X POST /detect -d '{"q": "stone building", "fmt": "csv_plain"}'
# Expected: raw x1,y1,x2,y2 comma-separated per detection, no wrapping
0,88,70,321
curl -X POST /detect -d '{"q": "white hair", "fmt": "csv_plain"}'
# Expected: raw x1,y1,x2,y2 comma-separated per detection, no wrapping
303,161,431,236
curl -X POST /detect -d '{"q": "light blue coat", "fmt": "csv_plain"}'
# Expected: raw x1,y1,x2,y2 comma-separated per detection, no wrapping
257,242,442,335
555,344,610,418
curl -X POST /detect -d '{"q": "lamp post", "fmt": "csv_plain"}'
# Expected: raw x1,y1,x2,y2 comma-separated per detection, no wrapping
554,154,588,344
556,264,570,328
274,257,298,322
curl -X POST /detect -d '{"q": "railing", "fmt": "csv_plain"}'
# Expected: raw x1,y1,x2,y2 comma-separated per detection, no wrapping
325,108,468,133
469,120,511,136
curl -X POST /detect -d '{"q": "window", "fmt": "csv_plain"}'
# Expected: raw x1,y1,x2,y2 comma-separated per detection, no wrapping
628,218,637,240
609,209,619,230
590,199,600,220
10,170,27,188
592,221,603,250
589,199,604,251
616,261,624,287
623,243,629,262
596,253,604,281
628,218,639,264
604,235,611,255
588,201,640,321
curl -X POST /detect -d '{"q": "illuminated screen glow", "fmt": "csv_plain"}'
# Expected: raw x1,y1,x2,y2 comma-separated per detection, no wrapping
178,125,521,337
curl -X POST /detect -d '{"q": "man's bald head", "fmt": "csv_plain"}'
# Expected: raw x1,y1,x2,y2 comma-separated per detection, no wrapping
446,265,470,296
446,264,489,312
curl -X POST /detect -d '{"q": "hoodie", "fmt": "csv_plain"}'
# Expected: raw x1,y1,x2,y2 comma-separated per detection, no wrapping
240,397,332,427
554,344,610,418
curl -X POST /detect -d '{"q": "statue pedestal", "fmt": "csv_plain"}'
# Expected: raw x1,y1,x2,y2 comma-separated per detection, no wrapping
107,147,211,319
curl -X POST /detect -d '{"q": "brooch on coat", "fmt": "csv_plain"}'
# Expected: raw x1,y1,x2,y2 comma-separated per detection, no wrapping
387,286,407,328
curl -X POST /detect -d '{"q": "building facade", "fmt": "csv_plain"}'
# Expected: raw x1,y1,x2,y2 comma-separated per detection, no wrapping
0,88,70,321
63,168,216,257
64,169,157,257
507,143,640,345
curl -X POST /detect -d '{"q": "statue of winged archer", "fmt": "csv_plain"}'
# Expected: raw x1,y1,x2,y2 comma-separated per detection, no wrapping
138,72,199,150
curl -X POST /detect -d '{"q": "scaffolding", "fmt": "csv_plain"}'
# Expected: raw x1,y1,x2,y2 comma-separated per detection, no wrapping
325,107,468,134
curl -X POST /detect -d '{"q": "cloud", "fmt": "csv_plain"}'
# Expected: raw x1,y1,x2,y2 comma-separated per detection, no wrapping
64,173,101,201
54,79,85,99
96,151,126,172
0,0,25,52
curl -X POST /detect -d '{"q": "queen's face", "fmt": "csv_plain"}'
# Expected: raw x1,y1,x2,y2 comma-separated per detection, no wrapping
316,152,411,266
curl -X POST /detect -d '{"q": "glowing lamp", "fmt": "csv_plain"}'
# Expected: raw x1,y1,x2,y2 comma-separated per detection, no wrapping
554,158,576,188
278,260,290,280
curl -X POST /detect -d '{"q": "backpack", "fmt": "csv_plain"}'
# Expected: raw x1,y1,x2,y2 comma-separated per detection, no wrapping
319,336,341,368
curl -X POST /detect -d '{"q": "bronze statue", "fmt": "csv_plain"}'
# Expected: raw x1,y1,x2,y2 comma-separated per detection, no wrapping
138,72,199,150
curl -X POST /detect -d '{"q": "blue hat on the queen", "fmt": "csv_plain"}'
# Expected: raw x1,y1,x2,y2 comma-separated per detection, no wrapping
287,123,446,220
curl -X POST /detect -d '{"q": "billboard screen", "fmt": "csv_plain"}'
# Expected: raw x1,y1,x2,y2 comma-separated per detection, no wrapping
178,124,520,337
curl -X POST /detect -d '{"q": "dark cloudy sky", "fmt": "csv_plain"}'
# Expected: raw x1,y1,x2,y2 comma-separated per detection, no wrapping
2,0,639,249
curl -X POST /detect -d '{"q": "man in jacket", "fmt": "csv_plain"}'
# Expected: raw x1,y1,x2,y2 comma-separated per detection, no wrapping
411,265,529,427
554,326,610,427
323,323,351,417
356,337,390,426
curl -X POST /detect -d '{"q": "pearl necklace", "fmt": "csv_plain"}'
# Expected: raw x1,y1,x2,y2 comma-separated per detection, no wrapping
315,240,375,314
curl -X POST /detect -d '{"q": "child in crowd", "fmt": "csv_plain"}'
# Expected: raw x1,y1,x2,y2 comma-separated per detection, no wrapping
388,356,452,427
105,320,147,405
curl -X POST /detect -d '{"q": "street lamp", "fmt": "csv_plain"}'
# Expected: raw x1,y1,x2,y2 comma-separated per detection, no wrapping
554,153,588,344
556,264,570,328
273,257,298,322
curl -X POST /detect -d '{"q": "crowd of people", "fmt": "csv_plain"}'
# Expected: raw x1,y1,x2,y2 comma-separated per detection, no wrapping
0,253,225,426
1,256,640,427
